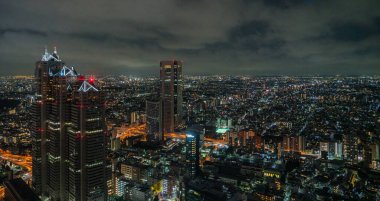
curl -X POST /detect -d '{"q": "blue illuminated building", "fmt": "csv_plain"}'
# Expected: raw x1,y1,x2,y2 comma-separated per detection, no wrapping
185,126,203,178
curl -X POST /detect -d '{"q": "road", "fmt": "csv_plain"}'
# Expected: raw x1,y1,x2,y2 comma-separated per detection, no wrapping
0,149,32,173
165,133,227,145
117,124,147,141
115,124,228,146
0,149,32,200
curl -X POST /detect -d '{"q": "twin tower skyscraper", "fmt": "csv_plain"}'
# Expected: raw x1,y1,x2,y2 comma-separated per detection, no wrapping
32,48,107,201
31,48,183,200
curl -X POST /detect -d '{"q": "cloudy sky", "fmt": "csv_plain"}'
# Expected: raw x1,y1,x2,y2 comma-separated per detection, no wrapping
0,0,379,76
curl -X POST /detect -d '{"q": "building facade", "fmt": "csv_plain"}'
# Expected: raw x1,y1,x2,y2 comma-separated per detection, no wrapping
282,135,305,153
159,60,183,135
343,134,359,163
146,99,161,142
185,126,203,178
32,48,107,201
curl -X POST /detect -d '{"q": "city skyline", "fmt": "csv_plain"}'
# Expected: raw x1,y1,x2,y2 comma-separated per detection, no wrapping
1,0,380,76
0,1,379,200
0,52,379,200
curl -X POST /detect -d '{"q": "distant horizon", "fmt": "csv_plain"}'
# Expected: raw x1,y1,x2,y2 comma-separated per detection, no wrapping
1,72,379,77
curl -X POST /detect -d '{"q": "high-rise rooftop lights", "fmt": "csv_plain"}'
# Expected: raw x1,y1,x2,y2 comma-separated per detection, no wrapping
89,75,95,84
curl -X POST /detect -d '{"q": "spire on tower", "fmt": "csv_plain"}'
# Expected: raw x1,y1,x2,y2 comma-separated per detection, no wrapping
41,46,61,61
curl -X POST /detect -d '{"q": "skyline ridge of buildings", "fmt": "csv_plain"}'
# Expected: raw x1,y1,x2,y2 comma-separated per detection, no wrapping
0,46,379,201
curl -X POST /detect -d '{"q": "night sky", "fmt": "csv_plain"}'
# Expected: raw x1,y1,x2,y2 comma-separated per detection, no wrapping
0,0,379,76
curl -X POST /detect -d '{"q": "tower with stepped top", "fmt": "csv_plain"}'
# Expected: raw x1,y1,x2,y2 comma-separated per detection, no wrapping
31,47,107,201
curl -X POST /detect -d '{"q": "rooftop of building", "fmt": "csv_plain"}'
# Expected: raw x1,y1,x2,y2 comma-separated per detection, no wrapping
4,178,41,201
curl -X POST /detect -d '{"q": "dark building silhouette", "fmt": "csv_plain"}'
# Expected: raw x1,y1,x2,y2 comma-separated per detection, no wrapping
4,178,41,201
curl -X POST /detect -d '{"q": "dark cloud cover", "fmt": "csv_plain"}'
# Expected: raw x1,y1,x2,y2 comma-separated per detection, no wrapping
0,0,379,76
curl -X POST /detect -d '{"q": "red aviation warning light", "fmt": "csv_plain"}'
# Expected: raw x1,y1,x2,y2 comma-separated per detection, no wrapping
36,128,44,132
89,75,95,84
78,75,85,81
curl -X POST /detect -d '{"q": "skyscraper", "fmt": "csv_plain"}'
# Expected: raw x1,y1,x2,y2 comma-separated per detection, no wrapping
185,126,203,178
32,48,107,201
160,60,183,137
146,98,160,142
32,47,65,196
67,79,107,201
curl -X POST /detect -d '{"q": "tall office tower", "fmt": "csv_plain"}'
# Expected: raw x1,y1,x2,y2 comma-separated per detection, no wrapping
160,60,183,135
67,79,107,201
32,47,65,196
146,98,161,142
185,126,203,178
32,48,107,201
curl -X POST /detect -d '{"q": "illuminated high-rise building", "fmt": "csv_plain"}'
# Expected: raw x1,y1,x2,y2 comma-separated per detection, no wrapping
185,126,203,178
343,134,359,163
32,47,65,197
160,60,183,137
146,98,160,142
32,48,107,201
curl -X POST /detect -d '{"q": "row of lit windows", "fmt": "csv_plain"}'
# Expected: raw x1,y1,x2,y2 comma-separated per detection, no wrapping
68,167,81,173
263,172,280,179
48,125,60,131
86,118,100,122
47,120,60,125
47,153,61,163
87,129,103,134
86,161,103,168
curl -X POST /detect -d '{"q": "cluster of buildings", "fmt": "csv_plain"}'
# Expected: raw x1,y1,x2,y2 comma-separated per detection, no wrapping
0,77,34,154
0,48,379,200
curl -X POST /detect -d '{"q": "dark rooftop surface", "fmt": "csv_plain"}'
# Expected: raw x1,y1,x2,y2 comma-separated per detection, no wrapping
4,178,41,201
